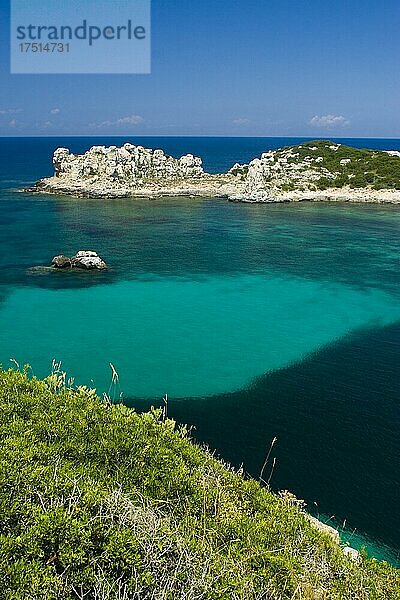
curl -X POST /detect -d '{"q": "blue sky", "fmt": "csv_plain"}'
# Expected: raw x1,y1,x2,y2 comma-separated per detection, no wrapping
1,0,400,137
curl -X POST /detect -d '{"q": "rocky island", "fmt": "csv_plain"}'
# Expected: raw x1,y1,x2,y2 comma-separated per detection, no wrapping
26,140,400,203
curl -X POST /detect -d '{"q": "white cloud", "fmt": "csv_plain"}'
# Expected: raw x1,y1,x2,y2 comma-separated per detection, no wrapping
233,118,251,126
95,114,144,128
50,108,60,114
309,114,350,128
0,108,22,115
116,115,144,125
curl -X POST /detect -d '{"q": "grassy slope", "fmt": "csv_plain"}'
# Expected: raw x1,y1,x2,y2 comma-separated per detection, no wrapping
285,141,400,190
0,368,399,599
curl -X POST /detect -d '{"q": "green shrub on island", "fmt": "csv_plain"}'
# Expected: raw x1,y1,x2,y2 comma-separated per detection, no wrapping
283,140,400,190
1,367,400,599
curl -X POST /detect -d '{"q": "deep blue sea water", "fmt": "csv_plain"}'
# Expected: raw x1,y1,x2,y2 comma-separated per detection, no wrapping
1,136,399,563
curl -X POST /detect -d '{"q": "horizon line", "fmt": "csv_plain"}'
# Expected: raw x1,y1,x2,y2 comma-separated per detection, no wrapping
1,134,400,140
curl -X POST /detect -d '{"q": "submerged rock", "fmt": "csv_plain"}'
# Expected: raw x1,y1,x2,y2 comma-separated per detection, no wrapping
27,266,55,275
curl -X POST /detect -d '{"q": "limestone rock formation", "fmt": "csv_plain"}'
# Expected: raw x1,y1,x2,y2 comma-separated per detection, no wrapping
343,546,361,562
306,515,340,544
53,144,204,184
27,142,236,199
228,147,334,202
52,255,72,269
71,251,107,270
50,251,107,271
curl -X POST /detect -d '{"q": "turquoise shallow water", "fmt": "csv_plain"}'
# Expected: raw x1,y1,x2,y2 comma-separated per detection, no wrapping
1,137,400,562
2,274,400,398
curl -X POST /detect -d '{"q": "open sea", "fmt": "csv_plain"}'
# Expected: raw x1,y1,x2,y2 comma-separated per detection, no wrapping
0,136,399,563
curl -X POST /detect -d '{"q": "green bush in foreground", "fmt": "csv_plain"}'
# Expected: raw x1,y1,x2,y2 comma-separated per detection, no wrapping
0,368,399,599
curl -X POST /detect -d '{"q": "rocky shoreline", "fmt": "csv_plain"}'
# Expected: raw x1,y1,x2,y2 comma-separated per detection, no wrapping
24,141,400,204
230,187,400,204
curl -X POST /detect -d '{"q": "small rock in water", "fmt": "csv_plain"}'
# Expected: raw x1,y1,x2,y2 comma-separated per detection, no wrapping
52,255,72,269
49,251,107,271
71,251,107,270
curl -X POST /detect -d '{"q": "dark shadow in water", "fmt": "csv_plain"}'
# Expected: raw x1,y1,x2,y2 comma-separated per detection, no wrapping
24,267,116,290
0,263,120,308
127,321,400,553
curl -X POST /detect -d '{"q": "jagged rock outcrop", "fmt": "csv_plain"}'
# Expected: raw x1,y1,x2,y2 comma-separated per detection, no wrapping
228,147,328,201
52,255,71,269
30,143,236,199
26,141,400,203
71,251,107,270
51,251,107,271
53,144,204,182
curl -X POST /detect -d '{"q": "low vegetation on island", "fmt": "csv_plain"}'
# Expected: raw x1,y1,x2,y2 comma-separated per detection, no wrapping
232,140,400,192
1,367,400,599
295,141,400,190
